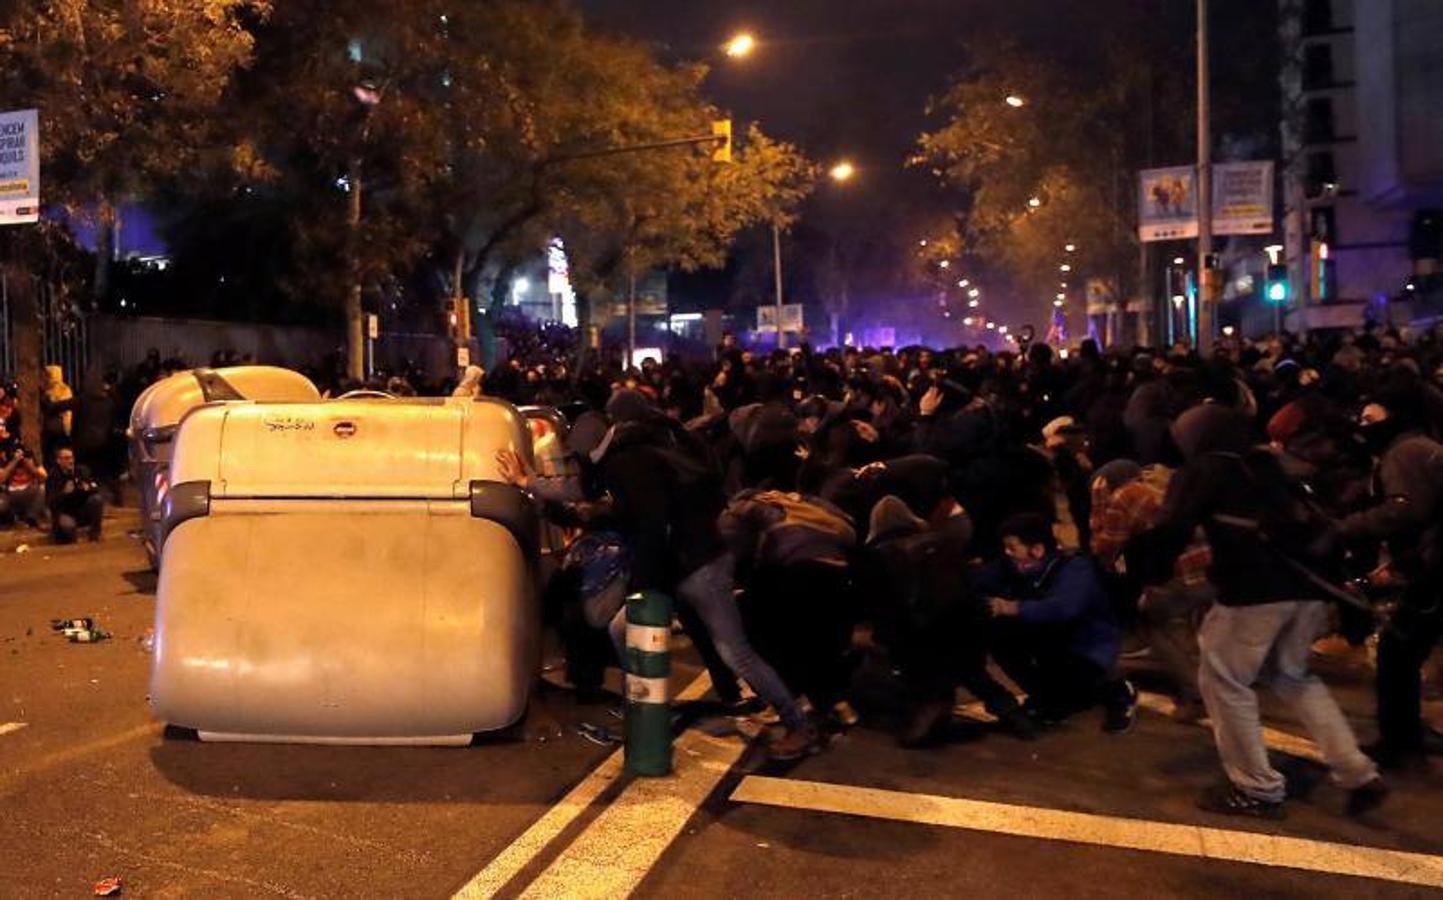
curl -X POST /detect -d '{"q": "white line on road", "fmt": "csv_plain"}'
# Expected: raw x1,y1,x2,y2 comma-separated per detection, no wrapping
516,671,745,899
0,722,27,738
731,776,1443,890
957,691,1327,763
452,672,724,899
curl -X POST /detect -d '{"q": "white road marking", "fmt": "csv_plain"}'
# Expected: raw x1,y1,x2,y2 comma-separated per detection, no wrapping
731,776,1443,889
956,691,1327,763
452,672,721,899
0,722,27,738
516,671,744,899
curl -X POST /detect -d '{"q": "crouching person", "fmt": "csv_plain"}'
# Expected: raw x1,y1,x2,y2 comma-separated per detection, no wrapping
46,446,104,543
862,496,1037,746
976,513,1136,733
720,488,860,730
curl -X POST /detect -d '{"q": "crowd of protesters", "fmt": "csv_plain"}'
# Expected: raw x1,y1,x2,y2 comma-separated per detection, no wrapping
484,324,1443,821
5,318,1443,821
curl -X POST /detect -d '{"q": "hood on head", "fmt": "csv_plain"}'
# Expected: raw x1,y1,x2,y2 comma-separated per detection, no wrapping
1170,403,1253,461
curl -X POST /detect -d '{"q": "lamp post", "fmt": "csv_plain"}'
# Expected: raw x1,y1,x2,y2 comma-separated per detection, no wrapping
1196,0,1214,353
774,160,856,349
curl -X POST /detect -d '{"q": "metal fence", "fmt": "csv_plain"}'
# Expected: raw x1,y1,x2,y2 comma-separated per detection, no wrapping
0,271,89,388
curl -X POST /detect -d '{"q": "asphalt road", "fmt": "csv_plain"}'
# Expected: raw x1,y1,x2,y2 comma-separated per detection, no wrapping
2,507,1441,898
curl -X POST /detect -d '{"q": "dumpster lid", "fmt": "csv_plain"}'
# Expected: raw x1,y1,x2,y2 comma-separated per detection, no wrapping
176,397,530,500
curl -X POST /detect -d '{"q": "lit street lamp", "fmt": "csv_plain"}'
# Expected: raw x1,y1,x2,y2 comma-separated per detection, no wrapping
1005,94,1026,108
724,32,756,58
829,160,856,182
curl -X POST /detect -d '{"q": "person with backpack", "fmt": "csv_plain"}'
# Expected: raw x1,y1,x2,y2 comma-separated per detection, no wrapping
1146,403,1385,819
582,389,821,760
720,488,859,730
1334,384,1443,771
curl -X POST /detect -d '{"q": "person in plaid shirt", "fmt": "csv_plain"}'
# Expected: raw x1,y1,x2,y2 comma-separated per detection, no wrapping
1090,459,1213,721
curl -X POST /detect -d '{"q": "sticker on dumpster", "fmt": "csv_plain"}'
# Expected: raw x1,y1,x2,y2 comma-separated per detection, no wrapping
261,415,317,434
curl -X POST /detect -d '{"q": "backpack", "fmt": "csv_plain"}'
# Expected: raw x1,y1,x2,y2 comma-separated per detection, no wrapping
751,490,857,546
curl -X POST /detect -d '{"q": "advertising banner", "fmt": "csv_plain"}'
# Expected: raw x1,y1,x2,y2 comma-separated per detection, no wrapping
1138,165,1198,242
0,109,39,226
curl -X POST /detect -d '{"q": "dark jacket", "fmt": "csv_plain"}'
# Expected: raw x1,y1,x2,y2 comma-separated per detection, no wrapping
592,418,725,591
971,554,1120,672
1339,431,1443,582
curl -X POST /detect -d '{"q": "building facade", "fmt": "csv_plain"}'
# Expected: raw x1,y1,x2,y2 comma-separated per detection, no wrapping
1279,0,1443,330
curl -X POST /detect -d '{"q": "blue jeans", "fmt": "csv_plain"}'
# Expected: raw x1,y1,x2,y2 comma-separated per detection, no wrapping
610,553,807,730
1198,601,1378,802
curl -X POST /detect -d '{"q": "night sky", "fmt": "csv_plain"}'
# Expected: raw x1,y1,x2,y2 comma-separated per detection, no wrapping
577,0,1277,336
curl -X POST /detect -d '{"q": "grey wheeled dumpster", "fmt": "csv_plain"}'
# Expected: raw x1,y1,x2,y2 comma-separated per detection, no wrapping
149,396,540,745
127,366,319,570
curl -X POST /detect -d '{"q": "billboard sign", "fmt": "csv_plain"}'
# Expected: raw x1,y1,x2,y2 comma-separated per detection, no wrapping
1212,161,1274,236
1138,165,1198,242
0,109,39,226
757,303,804,333
1139,161,1275,242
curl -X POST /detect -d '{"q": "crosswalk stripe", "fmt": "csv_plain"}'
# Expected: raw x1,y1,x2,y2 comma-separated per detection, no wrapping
452,673,719,899
730,776,1443,889
513,673,744,899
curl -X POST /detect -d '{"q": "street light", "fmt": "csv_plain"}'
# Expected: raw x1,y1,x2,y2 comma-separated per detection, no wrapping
723,32,756,58
939,260,951,269
1059,264,1072,273
1028,196,1042,208
1064,243,1077,253
828,160,856,183
1005,94,1026,108
968,299,980,308
958,279,970,288
967,288,980,298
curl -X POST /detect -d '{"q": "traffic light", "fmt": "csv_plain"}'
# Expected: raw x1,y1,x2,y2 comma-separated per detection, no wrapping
1265,263,1290,304
711,119,732,164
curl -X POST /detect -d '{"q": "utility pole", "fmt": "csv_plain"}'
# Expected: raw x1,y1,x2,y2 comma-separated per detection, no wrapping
1195,0,1214,354
345,156,365,382
772,221,785,350
627,258,637,369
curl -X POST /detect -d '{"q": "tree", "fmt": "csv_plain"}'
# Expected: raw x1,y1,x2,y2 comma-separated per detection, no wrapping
0,0,262,437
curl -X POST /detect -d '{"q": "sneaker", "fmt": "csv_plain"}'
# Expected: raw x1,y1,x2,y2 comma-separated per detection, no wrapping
1196,784,1285,820
1346,777,1389,818
768,724,821,761
1102,680,1138,734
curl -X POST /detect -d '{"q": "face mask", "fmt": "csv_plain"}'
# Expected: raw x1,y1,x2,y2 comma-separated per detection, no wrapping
1358,419,1401,455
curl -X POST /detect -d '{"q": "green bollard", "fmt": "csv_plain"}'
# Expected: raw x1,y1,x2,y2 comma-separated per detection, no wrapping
624,590,673,777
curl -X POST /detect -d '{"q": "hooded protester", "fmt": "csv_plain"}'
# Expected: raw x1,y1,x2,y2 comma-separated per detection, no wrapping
576,388,821,760
1144,402,1385,820
1334,380,1443,771
860,495,1034,746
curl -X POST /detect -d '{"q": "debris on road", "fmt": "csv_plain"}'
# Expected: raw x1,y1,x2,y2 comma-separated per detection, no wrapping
65,627,111,644
93,875,123,896
139,628,155,653
575,722,622,746
14,544,30,554
51,618,94,632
